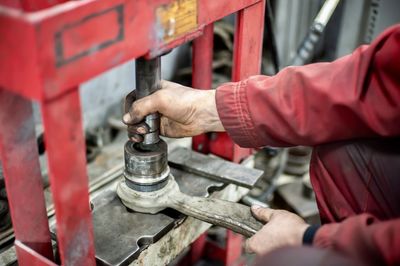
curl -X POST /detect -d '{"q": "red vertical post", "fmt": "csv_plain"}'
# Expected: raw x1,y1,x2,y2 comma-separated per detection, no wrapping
192,24,214,154
41,89,95,266
0,89,54,262
231,0,266,163
188,24,214,265
225,1,266,265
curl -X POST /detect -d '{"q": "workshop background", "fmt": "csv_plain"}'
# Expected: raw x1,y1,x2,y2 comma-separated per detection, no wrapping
0,0,399,265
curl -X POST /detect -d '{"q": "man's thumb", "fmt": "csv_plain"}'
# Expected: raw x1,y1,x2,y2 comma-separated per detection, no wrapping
251,205,274,222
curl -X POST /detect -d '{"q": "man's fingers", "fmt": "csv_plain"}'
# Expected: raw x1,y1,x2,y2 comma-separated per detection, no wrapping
123,92,164,124
251,205,274,222
128,133,143,143
127,123,149,135
124,90,136,113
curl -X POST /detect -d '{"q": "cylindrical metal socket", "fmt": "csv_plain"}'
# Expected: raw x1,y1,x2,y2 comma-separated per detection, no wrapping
123,139,169,191
135,57,161,145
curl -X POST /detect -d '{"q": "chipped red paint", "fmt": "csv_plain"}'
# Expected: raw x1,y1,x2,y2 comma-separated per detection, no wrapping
0,0,265,264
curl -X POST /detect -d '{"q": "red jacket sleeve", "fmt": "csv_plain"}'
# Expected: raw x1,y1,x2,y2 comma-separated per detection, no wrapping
314,214,400,265
216,24,400,148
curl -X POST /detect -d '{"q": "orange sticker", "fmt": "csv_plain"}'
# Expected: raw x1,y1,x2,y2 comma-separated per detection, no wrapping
156,0,198,43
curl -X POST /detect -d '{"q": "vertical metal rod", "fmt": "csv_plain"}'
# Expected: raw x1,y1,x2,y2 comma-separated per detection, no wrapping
0,89,54,262
135,57,161,146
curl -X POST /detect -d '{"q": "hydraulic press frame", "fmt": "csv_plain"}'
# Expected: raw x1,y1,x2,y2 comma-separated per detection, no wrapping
0,0,265,265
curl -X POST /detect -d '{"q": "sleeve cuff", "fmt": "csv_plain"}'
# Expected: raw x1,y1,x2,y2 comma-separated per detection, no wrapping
302,225,321,245
215,81,262,148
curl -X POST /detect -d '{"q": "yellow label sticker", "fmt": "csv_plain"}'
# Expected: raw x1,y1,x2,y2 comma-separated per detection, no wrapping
156,0,198,43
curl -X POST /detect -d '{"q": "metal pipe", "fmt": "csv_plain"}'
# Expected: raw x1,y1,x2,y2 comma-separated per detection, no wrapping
290,0,340,66
135,57,161,145
315,0,340,26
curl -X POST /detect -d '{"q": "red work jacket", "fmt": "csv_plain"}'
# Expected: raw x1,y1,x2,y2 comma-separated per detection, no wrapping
216,25,400,265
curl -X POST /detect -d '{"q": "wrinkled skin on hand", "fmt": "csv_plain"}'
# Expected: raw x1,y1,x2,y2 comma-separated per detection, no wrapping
123,80,225,142
246,206,309,255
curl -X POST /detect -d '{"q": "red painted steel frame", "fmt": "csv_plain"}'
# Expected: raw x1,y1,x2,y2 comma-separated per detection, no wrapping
189,23,213,265
41,89,96,265
0,0,265,265
0,90,54,261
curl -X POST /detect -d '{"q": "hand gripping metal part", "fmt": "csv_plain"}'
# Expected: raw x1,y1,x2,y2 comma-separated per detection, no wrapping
124,56,169,192
135,57,161,145
118,56,264,241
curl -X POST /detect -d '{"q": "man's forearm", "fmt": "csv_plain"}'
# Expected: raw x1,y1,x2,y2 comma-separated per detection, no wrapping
216,25,400,148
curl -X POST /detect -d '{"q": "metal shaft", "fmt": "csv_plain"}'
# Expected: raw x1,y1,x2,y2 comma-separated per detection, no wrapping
122,56,169,192
135,57,161,145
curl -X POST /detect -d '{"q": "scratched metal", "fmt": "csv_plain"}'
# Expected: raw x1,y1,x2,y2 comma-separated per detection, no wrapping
90,167,224,266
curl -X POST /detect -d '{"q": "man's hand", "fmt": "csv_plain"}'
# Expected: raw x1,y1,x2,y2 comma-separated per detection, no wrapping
246,205,309,255
123,80,225,142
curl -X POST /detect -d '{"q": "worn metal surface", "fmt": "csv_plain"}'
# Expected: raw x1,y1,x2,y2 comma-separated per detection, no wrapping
169,147,263,188
131,184,249,266
124,140,169,192
118,175,263,238
92,188,175,266
168,186,264,237
91,166,224,265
